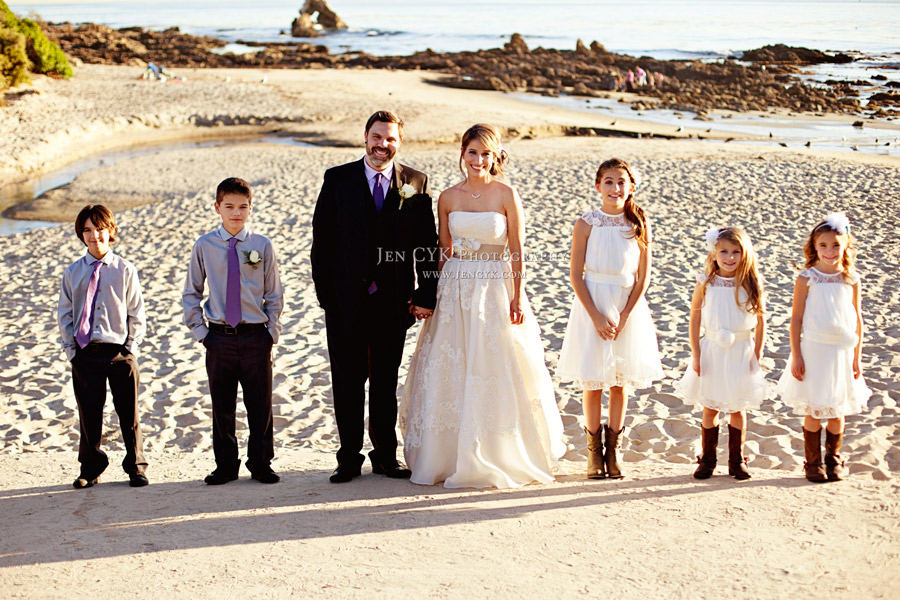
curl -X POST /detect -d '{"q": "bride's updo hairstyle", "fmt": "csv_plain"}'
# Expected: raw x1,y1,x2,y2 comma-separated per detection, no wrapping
595,157,649,249
459,123,509,178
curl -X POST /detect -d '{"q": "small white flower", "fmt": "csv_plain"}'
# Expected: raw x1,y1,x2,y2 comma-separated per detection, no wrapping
241,249,262,269
705,228,720,251
825,212,850,234
399,183,417,201
714,329,736,349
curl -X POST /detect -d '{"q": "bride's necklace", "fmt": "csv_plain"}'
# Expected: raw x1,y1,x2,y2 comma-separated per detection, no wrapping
465,179,488,199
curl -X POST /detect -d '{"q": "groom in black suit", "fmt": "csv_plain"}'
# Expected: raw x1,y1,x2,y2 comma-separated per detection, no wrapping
311,110,439,483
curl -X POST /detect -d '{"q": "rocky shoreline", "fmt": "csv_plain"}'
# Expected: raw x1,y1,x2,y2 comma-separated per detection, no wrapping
44,23,900,119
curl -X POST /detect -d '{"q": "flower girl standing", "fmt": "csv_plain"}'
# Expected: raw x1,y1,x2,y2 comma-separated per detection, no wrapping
558,158,664,479
675,227,767,480
777,213,871,482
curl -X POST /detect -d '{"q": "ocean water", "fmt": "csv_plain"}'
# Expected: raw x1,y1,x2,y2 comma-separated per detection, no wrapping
8,0,900,58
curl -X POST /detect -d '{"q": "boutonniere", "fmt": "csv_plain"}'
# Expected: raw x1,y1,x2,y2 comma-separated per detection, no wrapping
398,183,417,209
241,249,262,269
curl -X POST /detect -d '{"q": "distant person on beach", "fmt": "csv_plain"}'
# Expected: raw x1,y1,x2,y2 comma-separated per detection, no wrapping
557,158,664,479
398,123,565,489
674,227,767,481
777,213,871,483
625,69,635,92
183,177,284,485
311,110,439,483
58,204,148,489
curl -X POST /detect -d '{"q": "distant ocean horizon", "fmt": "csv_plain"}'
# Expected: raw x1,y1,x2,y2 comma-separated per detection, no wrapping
7,0,900,59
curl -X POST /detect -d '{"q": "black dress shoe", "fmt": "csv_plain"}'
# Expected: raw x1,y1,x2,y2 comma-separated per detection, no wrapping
129,473,149,487
371,458,412,479
251,467,281,484
329,463,362,483
73,476,99,489
204,470,239,485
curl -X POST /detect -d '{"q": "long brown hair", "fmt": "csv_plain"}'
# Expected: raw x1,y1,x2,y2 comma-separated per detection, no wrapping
594,158,649,248
700,227,764,315
803,219,857,283
459,123,509,178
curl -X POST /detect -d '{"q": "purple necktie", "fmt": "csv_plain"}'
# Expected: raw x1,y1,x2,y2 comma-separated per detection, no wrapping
75,260,102,348
368,173,385,295
225,237,242,327
373,172,385,213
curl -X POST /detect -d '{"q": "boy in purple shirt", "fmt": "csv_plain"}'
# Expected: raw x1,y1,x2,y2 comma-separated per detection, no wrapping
58,205,148,489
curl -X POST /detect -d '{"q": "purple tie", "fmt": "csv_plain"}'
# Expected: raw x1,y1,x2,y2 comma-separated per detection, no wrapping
373,172,385,213
76,260,102,348
225,237,242,328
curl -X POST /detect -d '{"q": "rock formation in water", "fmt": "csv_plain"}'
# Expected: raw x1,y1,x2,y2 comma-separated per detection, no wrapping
291,0,348,38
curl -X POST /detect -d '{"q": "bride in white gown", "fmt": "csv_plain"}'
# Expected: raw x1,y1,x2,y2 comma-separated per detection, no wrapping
399,124,565,489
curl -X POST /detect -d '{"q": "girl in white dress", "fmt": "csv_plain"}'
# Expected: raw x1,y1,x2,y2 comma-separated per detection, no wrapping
399,124,565,489
777,212,870,483
557,158,664,479
674,227,766,481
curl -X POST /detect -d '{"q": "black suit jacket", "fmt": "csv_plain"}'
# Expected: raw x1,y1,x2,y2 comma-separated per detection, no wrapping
311,158,439,330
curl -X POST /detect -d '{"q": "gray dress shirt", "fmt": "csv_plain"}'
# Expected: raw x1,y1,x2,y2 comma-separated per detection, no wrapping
58,250,147,361
182,226,284,343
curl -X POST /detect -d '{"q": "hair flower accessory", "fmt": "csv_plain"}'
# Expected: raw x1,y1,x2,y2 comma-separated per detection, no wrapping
704,228,721,251
630,165,643,191
825,212,850,234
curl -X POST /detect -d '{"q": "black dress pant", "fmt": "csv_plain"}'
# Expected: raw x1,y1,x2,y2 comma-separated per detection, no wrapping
325,290,407,466
204,325,274,474
71,343,146,477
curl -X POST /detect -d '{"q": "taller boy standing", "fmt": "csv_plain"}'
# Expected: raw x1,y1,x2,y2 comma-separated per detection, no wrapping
58,204,148,489
183,177,284,485
311,110,439,483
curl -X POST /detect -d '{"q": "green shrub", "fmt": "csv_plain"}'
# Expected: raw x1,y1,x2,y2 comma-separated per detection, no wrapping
0,26,30,91
1,1,72,79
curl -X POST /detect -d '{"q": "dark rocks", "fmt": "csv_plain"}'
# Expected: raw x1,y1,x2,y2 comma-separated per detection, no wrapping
49,22,332,68
504,33,529,55
867,92,900,106
48,27,869,117
291,14,319,38
742,44,854,65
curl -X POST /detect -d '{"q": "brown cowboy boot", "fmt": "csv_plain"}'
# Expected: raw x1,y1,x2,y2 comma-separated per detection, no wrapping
824,429,845,482
585,426,605,479
727,425,751,480
693,425,718,480
803,427,828,483
604,425,625,479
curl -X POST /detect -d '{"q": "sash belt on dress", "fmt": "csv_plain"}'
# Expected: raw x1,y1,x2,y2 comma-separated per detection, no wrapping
451,244,508,260
584,270,634,288
804,329,858,348
702,328,753,349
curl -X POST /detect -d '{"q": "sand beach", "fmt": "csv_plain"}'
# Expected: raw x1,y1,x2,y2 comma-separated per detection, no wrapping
1,62,899,598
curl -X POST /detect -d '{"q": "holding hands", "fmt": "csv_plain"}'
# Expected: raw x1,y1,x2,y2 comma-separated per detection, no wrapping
409,302,434,320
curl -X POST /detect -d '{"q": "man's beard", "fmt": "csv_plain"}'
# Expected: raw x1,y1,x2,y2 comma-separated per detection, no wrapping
366,143,396,168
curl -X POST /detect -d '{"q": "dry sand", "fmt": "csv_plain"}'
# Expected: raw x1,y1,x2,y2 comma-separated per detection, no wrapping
1,65,899,598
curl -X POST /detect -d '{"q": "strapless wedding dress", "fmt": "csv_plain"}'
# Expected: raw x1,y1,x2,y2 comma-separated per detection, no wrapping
399,211,565,488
